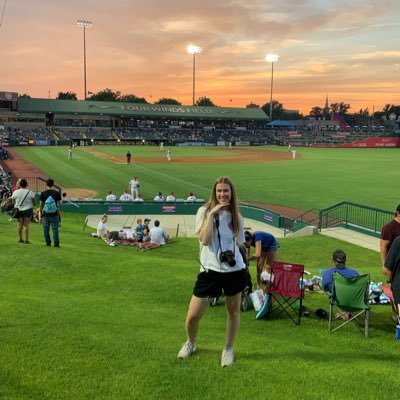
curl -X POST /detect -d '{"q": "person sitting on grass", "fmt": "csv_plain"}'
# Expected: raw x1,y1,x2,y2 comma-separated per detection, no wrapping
149,220,169,245
97,214,110,240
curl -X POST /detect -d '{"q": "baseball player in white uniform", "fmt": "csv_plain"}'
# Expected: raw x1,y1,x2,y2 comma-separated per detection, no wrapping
120,190,133,201
129,176,140,199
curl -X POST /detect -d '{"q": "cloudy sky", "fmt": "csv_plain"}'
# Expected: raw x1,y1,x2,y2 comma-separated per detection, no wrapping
0,0,399,114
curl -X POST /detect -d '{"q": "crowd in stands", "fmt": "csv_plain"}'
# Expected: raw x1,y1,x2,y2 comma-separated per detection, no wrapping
2,122,398,146
0,144,10,160
270,125,399,146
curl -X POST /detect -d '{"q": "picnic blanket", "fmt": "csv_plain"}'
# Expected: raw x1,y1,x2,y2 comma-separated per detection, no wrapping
111,239,161,250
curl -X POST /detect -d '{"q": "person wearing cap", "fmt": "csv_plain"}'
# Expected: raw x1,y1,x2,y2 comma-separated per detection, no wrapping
186,192,197,202
149,220,169,245
321,250,359,294
129,176,140,200
166,192,176,202
380,204,400,273
154,192,164,202
143,218,151,242
105,190,117,202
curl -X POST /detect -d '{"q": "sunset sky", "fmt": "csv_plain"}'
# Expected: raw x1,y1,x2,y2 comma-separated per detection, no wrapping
0,0,399,114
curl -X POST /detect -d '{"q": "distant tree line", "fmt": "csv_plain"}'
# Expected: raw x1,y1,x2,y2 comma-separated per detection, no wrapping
54,89,217,107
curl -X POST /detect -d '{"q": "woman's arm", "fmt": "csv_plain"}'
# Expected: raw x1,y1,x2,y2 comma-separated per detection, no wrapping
248,241,262,261
31,193,37,207
198,211,216,245
197,204,228,245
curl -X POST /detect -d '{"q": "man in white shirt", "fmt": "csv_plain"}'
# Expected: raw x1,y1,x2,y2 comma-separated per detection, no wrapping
166,192,176,202
129,176,140,199
154,192,164,202
120,190,133,201
149,220,169,245
134,193,144,202
186,192,197,202
105,190,117,202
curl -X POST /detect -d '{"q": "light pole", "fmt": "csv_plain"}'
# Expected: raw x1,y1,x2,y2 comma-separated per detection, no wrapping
77,19,93,100
187,44,202,106
265,53,279,122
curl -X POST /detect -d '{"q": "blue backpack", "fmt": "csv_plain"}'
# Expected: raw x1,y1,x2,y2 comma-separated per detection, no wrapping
43,195,58,214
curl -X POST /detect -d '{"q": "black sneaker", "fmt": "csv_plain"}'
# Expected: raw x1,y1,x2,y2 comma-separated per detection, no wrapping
54,244,60,248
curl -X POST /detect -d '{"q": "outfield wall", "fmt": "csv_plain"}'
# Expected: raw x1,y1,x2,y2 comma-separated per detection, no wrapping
62,201,285,238
339,136,400,148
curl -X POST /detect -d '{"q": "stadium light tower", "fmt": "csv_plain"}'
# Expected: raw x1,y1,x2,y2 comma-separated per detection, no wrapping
77,19,93,100
187,44,202,106
265,53,279,122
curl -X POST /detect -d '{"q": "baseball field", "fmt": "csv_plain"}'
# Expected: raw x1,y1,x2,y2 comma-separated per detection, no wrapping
1,145,398,400
9,145,400,211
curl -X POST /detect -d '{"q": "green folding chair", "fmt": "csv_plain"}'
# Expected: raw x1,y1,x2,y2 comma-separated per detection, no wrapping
328,273,370,338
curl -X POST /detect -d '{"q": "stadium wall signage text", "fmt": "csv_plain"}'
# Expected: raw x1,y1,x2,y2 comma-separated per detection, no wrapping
120,105,213,114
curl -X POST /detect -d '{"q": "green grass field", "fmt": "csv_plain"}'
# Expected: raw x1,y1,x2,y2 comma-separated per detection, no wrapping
13,145,400,210
1,145,399,399
0,213,397,400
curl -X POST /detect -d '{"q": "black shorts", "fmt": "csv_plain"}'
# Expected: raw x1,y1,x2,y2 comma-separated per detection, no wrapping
193,268,248,298
17,208,33,219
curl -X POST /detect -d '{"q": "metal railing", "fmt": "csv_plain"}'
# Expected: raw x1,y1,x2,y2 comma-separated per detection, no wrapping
11,176,62,193
285,201,393,237
281,208,320,236
318,201,393,236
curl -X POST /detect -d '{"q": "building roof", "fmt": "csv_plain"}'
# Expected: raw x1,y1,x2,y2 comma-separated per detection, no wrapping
17,98,268,121
266,120,298,127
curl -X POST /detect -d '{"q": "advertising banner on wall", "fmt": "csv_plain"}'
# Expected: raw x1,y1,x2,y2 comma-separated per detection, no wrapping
339,137,400,148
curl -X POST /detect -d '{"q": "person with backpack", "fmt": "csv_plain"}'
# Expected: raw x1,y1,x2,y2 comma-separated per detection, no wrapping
39,178,62,247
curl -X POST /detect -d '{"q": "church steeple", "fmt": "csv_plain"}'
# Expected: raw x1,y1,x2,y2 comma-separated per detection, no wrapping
324,94,329,116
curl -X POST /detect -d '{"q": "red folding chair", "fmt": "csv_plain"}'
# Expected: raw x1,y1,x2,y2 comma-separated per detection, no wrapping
267,261,305,325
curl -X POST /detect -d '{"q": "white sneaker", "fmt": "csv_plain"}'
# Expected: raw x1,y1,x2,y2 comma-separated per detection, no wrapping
177,340,196,359
221,347,234,367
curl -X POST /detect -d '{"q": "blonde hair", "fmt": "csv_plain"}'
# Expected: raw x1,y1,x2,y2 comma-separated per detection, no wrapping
203,176,240,237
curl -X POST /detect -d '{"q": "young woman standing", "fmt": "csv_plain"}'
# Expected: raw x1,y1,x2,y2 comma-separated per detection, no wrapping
178,176,247,367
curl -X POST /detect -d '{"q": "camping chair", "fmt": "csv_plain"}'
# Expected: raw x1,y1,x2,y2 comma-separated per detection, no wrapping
267,261,305,325
329,273,370,338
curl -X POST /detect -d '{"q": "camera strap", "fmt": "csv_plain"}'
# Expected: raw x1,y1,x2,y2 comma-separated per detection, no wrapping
215,213,234,255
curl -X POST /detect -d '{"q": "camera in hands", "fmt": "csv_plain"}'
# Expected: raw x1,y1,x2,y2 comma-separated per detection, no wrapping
219,250,236,267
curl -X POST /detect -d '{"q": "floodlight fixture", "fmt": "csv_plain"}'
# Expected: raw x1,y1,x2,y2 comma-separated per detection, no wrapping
265,53,279,122
77,20,93,99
